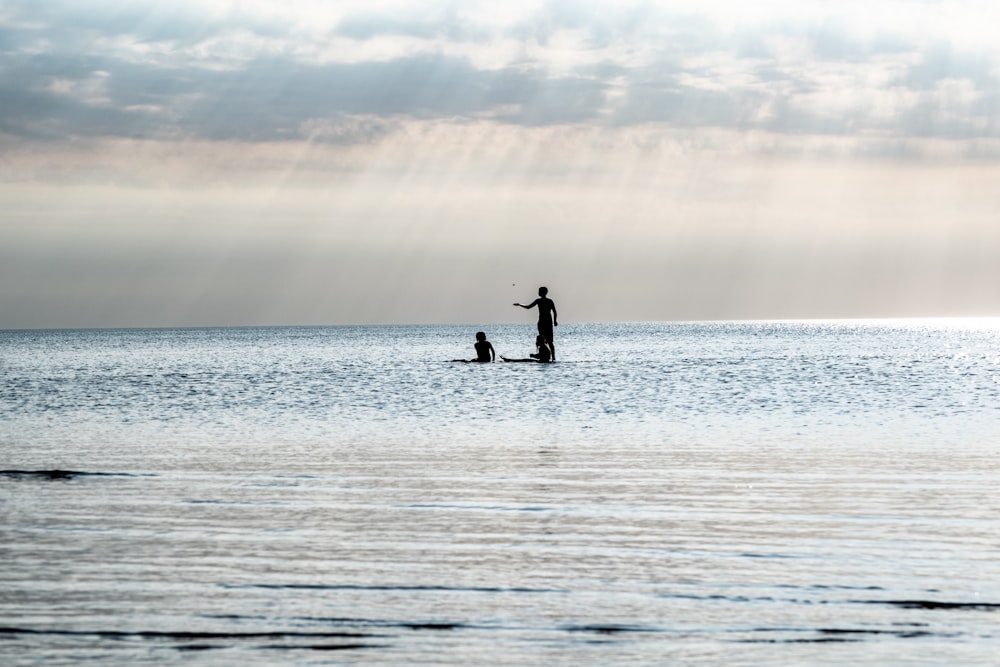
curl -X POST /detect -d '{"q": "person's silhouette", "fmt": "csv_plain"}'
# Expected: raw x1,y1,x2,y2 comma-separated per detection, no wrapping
501,335,553,363
472,331,495,362
514,286,557,360
451,331,496,362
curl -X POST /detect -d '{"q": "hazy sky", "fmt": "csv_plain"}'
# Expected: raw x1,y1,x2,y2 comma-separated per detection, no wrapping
2,0,999,327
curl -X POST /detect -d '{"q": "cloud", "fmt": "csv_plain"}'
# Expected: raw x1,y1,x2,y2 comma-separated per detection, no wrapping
1,0,1000,154
334,6,492,43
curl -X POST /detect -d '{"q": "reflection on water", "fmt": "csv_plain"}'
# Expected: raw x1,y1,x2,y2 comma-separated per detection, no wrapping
1,322,999,665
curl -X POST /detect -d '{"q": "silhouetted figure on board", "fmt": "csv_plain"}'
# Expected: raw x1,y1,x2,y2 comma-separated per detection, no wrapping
501,335,553,363
514,286,557,360
453,331,495,362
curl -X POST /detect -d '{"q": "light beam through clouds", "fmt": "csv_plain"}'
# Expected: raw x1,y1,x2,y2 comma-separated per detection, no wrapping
1,0,998,327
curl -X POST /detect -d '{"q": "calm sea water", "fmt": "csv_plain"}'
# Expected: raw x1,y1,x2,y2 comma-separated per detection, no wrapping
2,321,999,665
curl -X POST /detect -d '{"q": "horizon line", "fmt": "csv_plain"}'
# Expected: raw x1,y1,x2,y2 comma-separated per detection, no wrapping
3,316,999,333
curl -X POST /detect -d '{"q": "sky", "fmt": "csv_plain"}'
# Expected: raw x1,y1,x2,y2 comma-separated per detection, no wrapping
2,0,999,327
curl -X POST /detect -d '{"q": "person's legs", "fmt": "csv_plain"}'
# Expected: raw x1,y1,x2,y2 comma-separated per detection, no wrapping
538,322,555,360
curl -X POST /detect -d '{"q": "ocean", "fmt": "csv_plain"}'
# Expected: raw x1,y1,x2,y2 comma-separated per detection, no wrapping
2,321,999,665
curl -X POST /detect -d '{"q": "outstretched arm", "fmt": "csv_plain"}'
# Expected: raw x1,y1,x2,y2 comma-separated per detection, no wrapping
513,298,539,309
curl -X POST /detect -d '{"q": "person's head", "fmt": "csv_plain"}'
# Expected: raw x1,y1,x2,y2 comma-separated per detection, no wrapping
476,331,487,342
535,335,546,346
538,286,548,296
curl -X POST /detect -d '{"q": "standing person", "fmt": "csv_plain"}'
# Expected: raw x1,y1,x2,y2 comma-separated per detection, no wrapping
514,286,558,360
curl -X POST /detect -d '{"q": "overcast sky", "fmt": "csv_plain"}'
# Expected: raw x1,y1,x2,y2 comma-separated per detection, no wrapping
2,0,999,327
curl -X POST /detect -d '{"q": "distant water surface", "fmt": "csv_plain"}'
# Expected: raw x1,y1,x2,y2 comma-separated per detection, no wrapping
2,321,999,665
